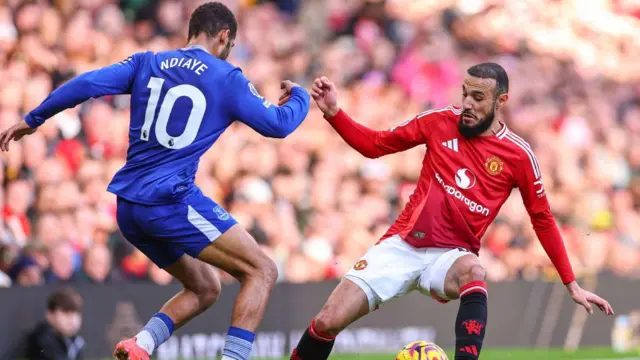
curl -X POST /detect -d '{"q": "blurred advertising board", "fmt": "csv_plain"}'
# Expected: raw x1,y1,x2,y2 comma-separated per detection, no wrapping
0,275,638,358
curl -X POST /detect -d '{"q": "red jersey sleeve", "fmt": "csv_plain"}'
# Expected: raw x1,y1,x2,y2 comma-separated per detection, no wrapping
513,145,576,285
325,109,434,158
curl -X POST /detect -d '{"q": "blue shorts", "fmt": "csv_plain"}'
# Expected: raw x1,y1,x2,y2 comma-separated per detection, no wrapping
116,190,238,268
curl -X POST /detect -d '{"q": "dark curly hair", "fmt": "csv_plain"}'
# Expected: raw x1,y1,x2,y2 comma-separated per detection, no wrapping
188,2,238,41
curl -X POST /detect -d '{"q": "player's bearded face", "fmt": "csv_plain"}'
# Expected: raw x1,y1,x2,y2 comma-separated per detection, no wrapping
458,99,497,139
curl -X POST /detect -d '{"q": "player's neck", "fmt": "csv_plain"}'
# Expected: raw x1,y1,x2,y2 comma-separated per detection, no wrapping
186,34,221,58
480,119,503,137
186,39,211,53
185,42,209,53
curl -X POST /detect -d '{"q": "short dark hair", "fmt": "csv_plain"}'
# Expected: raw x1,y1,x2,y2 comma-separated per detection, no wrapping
467,62,509,96
47,288,83,313
188,2,238,41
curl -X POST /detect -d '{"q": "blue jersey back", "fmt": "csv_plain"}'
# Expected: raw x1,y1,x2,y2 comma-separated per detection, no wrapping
109,48,238,204
24,45,310,205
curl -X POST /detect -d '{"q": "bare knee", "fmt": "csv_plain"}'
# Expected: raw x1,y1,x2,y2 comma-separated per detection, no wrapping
191,273,221,309
199,283,221,308
312,280,368,338
457,262,486,286
244,256,278,288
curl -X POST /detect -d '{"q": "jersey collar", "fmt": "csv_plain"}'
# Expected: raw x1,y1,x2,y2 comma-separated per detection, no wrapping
181,45,210,54
495,121,508,138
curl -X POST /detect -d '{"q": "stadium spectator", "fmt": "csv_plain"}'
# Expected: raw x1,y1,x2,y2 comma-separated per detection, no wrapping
0,0,639,287
80,243,120,284
46,243,79,284
0,243,43,286
24,287,85,360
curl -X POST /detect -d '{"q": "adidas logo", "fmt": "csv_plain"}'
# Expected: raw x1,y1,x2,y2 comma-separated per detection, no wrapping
442,138,459,152
460,345,478,356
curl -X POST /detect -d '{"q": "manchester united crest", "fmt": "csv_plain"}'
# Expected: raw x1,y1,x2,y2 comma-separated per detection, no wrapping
353,260,368,271
485,156,504,176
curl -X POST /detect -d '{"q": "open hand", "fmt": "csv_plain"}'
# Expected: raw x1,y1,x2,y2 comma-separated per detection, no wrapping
311,76,339,118
567,281,614,315
0,120,37,151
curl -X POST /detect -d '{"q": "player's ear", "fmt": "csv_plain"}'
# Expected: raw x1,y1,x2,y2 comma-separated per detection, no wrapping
496,93,508,110
218,29,231,45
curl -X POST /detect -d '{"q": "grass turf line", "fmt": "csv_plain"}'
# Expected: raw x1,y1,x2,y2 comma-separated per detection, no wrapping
100,347,640,359
251,347,640,360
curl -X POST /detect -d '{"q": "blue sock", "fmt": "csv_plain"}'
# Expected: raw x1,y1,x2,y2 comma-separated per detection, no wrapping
221,326,255,360
136,313,175,355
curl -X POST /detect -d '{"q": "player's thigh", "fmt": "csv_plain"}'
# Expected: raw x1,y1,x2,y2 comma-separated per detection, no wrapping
116,197,183,269
343,235,426,312
418,248,479,301
313,278,370,334
196,224,276,281
134,192,272,279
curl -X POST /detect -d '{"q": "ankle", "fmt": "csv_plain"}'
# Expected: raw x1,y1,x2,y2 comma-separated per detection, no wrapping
135,313,175,356
222,326,255,360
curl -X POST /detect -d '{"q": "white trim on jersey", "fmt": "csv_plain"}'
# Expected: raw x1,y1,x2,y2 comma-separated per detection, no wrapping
417,104,463,119
501,129,541,179
187,205,222,242
442,138,459,152
506,132,541,179
390,105,462,132
496,122,508,138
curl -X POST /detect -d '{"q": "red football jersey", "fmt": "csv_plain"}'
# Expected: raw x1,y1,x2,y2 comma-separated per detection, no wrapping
326,105,575,284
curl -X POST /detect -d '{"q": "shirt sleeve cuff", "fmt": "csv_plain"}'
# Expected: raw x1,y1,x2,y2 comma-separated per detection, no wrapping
323,108,345,122
24,114,40,129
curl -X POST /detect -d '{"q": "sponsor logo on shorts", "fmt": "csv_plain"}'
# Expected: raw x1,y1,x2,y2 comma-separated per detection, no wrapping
213,206,230,221
435,172,489,216
353,260,368,271
484,156,504,176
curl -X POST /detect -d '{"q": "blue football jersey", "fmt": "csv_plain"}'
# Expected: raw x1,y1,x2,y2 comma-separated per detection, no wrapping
25,45,310,205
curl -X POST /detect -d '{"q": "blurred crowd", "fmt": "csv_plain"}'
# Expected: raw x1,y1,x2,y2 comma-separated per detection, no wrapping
1,0,640,288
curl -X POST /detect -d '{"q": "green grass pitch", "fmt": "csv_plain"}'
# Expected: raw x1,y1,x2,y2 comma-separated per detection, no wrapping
250,348,640,360
101,347,640,359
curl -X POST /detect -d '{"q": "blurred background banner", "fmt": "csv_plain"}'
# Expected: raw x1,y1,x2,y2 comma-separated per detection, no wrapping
1,275,639,359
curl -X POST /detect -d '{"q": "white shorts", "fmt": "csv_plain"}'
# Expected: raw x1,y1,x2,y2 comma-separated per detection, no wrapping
344,235,476,312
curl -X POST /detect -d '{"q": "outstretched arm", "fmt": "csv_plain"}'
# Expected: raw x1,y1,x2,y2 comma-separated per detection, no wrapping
515,149,614,315
25,53,143,128
0,53,143,151
312,77,429,158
